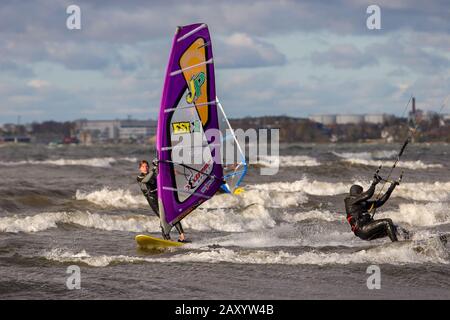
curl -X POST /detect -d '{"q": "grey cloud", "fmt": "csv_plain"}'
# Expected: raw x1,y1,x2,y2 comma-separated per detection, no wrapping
1,1,449,72
367,37,450,74
1,0,449,123
218,70,406,118
215,34,286,69
0,61,35,77
2,1,450,43
311,44,378,69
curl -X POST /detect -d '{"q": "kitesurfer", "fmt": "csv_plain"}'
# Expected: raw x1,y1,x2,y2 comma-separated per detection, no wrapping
345,173,403,242
137,159,186,242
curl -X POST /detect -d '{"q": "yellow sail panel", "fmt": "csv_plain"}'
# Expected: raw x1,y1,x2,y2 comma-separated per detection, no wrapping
180,38,209,126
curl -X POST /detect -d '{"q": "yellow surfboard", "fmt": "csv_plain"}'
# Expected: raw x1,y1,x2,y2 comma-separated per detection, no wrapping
135,234,185,250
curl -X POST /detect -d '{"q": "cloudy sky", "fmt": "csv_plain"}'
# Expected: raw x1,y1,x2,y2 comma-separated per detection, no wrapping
1,0,449,124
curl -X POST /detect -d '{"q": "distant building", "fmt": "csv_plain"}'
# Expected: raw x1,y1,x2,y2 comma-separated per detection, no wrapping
310,113,394,125
75,119,121,141
364,114,393,125
75,119,156,143
443,114,450,121
2,123,17,132
119,119,156,140
308,115,336,125
0,136,31,143
336,114,364,125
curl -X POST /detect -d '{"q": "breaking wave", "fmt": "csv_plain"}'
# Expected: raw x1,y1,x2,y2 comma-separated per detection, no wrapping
333,152,442,169
0,157,137,168
249,178,349,196
76,179,450,212
76,188,147,209
3,200,446,235
190,224,356,249
394,182,450,202
42,238,448,267
342,158,442,170
0,207,339,235
0,211,160,233
185,205,276,232
251,178,450,202
76,187,309,210
333,150,398,160
380,202,450,227
257,155,321,168
201,189,308,209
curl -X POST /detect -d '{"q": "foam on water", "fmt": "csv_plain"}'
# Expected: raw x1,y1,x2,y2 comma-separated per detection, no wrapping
0,207,342,235
395,182,450,202
0,157,137,168
257,155,321,168
189,224,359,249
76,188,147,209
42,239,448,267
0,211,160,233
77,187,309,210
0,206,281,234
249,178,349,196
333,150,443,169
182,205,276,232
380,202,450,227
201,189,308,209
251,178,450,201
280,210,343,223
333,150,398,160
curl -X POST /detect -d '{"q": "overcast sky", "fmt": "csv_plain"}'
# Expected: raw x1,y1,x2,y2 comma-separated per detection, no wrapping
1,0,449,124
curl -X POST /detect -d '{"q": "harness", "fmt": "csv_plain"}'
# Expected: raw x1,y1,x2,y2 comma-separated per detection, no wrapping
346,214,358,232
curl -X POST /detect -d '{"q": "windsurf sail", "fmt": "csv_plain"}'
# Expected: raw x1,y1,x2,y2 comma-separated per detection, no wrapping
217,97,247,194
156,23,224,233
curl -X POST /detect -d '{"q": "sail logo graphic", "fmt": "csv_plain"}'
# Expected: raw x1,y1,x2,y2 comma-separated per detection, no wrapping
172,122,191,135
186,72,205,104
185,160,211,190
172,120,201,135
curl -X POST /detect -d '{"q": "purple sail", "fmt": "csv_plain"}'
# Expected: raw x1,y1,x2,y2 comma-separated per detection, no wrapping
156,23,223,231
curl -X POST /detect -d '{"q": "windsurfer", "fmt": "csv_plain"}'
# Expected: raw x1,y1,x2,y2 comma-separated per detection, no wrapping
137,159,186,242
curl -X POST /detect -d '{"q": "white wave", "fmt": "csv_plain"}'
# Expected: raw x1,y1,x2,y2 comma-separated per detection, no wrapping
77,186,308,210
183,191,310,232
380,202,450,227
341,158,442,170
201,189,308,209
394,182,450,202
43,240,448,267
0,206,279,234
76,188,147,209
257,155,321,168
250,178,450,201
0,211,160,233
333,150,398,160
249,178,349,196
183,207,344,233
190,224,359,249
333,150,443,169
43,249,145,268
0,157,137,168
183,205,276,232
280,210,343,223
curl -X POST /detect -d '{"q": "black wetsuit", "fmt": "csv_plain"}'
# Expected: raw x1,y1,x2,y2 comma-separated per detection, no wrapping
137,168,184,237
344,180,398,242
